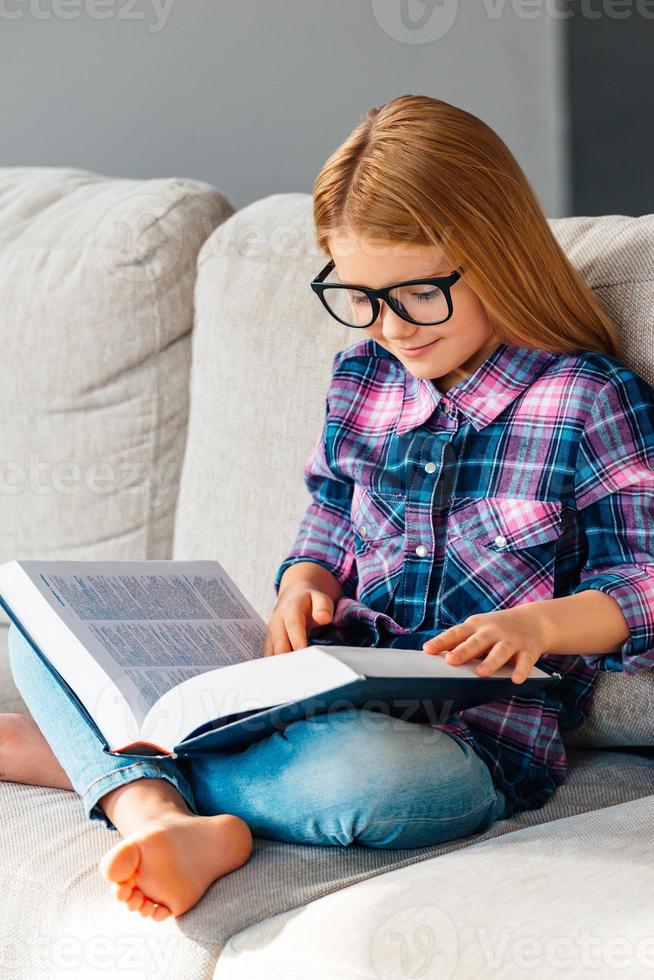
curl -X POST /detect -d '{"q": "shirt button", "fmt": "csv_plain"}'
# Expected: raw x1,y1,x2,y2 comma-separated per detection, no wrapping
494,534,507,548
424,461,437,473
359,526,368,538
415,544,428,557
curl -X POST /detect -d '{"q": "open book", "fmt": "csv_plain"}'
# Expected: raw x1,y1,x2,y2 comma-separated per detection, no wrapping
0,559,561,759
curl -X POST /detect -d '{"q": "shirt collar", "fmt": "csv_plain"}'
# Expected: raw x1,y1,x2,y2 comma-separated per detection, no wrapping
381,340,560,435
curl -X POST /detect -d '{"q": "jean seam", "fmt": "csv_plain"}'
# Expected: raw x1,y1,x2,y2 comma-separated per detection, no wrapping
340,809,495,826
81,761,161,797
81,763,197,817
317,795,498,826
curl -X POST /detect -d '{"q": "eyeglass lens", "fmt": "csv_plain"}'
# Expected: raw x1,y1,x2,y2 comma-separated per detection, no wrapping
320,281,449,327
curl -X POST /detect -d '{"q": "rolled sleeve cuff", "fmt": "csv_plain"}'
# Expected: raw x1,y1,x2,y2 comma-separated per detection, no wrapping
273,497,358,599
273,554,358,599
570,565,654,674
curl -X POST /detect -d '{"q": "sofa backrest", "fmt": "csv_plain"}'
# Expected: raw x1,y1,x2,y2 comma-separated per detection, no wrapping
174,195,654,749
0,167,233,628
173,192,355,618
538,214,654,748
548,214,654,384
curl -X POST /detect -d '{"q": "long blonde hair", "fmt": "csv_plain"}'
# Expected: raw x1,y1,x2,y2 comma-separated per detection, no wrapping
313,95,621,360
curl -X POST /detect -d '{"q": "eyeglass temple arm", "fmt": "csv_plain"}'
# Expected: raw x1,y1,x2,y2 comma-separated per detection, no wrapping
313,258,464,287
314,258,335,283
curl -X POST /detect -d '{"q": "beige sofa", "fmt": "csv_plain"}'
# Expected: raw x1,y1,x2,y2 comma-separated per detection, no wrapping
1,168,653,979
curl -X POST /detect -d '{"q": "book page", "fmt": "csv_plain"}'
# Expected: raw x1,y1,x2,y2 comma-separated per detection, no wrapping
320,646,553,680
13,560,268,729
143,648,363,752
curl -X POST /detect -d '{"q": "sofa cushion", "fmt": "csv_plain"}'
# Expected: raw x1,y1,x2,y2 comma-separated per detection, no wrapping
549,214,654,385
548,214,654,748
173,193,354,621
215,789,654,979
1,725,653,977
0,776,220,979
562,669,654,749
0,167,233,629
174,196,654,748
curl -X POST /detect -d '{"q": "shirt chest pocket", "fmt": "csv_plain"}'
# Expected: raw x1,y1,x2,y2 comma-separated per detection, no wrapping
351,485,406,611
437,496,564,627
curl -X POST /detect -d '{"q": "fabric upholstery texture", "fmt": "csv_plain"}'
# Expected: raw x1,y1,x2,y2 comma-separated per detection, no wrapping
1,713,653,976
215,790,654,980
548,214,654,747
0,167,233,628
173,192,355,621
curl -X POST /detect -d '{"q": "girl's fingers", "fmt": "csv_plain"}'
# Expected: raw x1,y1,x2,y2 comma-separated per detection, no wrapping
511,651,535,684
263,590,333,656
444,632,490,665
265,621,294,655
276,623,295,654
423,624,466,652
285,617,309,652
475,640,515,676
286,591,332,651
310,590,334,626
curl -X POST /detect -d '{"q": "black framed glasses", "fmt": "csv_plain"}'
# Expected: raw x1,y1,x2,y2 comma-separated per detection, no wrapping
310,258,464,329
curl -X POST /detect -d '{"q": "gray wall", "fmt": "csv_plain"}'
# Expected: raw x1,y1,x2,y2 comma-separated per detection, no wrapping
1,0,569,216
567,5,654,217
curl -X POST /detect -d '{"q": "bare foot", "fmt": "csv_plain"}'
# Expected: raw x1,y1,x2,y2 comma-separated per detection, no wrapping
0,712,74,790
99,811,253,920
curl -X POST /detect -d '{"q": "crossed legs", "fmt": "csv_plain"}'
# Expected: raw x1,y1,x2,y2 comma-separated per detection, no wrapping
2,625,509,922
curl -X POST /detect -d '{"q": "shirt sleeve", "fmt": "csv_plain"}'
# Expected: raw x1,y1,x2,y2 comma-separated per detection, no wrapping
273,354,358,600
570,368,654,674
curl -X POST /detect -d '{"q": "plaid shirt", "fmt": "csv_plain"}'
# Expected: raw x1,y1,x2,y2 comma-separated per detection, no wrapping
273,338,654,812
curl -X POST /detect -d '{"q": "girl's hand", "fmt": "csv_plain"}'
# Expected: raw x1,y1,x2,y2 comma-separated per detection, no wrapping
422,606,553,684
263,583,335,656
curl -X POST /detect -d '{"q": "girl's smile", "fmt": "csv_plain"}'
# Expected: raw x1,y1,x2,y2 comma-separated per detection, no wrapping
395,336,441,358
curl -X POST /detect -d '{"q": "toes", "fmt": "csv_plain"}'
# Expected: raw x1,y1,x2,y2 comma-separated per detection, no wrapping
114,882,166,920
112,878,136,902
126,888,145,911
99,840,141,884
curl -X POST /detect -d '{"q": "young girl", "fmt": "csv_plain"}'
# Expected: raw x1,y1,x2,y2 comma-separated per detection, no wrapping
2,95,654,924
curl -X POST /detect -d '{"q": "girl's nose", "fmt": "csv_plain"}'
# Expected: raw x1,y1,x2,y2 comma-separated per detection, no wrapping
377,301,419,343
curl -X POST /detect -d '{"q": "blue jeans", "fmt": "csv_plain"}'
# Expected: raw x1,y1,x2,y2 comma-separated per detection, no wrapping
7,623,512,848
